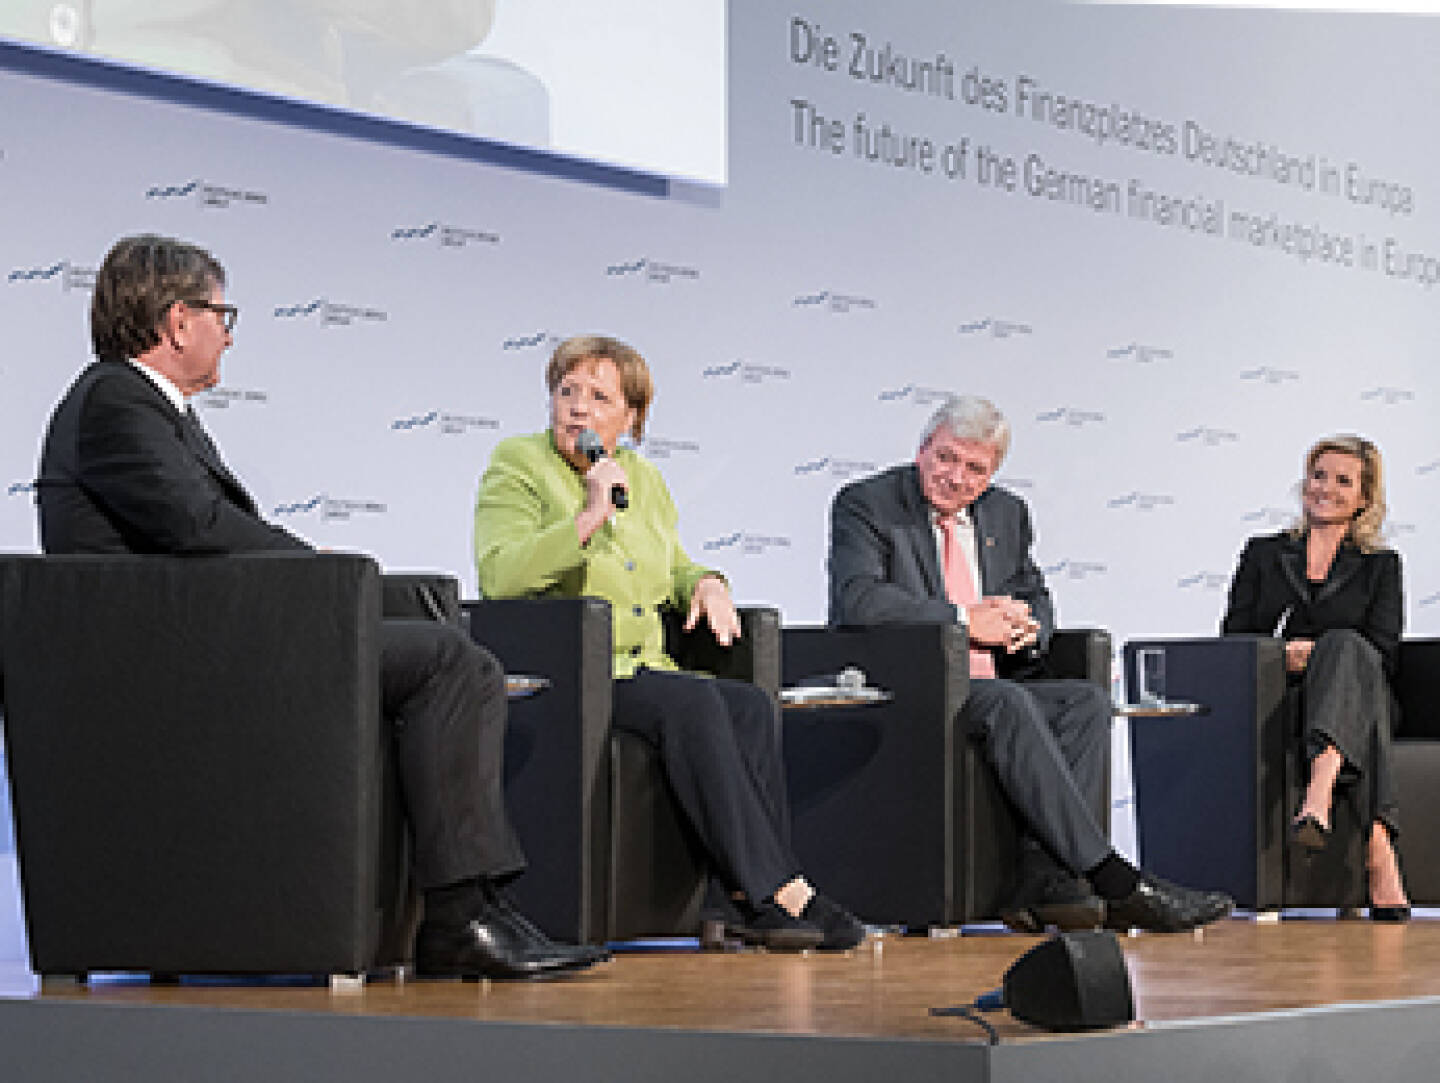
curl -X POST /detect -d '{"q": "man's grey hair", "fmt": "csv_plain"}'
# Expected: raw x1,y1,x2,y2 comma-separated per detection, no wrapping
919,395,1010,466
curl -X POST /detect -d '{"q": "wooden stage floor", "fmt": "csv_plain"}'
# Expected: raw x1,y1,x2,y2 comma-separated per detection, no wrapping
3,916,1439,1042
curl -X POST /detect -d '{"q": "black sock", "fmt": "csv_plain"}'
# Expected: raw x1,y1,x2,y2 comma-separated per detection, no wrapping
1086,853,1141,901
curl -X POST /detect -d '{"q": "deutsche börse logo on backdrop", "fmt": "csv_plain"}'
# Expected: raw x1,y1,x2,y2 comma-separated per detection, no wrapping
1037,408,1105,428
791,289,877,313
994,475,1034,491
144,178,268,210
1360,386,1414,405
701,360,791,385
878,384,950,405
1106,491,1175,511
1176,571,1229,591
273,298,387,327
1240,367,1300,385
1419,590,1440,609
273,493,387,522
391,222,500,249
1176,426,1238,446
1106,343,1174,364
701,531,792,557
7,259,95,291
958,317,1033,339
6,481,36,498
1043,559,1108,582
196,386,268,410
793,455,879,481
501,331,558,352
391,410,499,436
1241,506,1293,528
605,258,700,285
640,437,701,460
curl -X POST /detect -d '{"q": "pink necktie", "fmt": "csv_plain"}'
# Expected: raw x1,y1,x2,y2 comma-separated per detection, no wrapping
938,515,996,678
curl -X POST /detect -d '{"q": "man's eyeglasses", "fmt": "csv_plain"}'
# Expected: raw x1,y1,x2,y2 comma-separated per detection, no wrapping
181,299,239,332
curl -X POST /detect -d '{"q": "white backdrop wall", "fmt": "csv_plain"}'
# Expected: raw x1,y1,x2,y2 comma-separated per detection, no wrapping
3,1,1440,949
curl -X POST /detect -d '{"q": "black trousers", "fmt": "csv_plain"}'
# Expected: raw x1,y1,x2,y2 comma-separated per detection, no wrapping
380,620,525,889
612,668,798,905
960,677,1113,877
1299,628,1399,837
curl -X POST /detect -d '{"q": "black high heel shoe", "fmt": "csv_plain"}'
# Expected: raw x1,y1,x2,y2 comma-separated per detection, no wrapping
1369,904,1411,923
1290,812,1330,854
1368,850,1411,923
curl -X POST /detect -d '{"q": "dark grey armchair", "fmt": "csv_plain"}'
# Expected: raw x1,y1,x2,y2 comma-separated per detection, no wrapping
464,598,780,945
0,553,443,982
781,624,1111,929
1123,636,1440,911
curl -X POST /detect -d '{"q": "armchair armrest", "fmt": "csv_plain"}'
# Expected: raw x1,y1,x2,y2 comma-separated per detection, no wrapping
462,597,613,943
662,605,781,697
780,623,974,926
1122,635,1289,908
1047,628,1113,688
1395,639,1440,741
382,573,461,624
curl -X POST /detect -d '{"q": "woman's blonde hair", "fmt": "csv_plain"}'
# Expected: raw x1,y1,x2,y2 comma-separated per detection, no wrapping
546,334,653,442
1291,434,1387,552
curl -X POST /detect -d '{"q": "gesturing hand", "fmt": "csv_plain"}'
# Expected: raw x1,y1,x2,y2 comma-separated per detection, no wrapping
685,575,741,647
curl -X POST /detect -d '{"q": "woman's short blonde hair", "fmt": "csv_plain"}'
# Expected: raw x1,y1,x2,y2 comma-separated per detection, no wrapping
546,334,654,442
1293,434,1388,552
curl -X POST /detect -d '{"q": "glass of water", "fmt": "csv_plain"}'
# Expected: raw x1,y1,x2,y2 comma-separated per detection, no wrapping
1136,648,1167,706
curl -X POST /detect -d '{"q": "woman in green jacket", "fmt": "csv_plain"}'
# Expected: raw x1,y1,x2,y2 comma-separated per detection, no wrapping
474,334,863,951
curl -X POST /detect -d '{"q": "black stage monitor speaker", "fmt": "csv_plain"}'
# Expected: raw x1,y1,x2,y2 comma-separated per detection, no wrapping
1003,931,1135,1032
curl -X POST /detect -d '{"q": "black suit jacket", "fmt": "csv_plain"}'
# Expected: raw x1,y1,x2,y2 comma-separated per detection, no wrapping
827,462,1055,675
1220,530,1403,677
36,360,308,555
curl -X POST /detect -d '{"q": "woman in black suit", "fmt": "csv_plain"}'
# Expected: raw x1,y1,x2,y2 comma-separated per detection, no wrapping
1221,434,1408,919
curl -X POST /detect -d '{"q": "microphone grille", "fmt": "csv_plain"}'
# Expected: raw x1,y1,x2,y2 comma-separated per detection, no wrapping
575,429,603,461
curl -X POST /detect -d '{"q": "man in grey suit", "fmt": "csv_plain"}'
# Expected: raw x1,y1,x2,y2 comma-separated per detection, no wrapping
830,395,1232,934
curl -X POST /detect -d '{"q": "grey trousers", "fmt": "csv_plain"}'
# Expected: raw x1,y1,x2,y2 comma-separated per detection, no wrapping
960,678,1113,877
1300,628,1399,837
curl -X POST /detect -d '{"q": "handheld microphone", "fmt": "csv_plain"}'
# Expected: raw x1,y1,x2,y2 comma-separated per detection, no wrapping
575,428,629,510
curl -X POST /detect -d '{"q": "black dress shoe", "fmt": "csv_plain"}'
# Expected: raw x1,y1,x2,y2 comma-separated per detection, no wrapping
488,891,612,966
1105,873,1234,934
1000,871,1105,934
801,893,868,951
1291,813,1330,854
415,895,604,979
726,901,824,951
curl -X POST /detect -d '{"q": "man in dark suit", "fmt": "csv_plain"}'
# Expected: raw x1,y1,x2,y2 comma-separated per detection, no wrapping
829,394,1233,933
36,233,604,979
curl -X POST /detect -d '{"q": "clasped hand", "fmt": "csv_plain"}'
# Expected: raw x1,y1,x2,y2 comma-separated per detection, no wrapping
968,596,1040,654
1285,638,1314,674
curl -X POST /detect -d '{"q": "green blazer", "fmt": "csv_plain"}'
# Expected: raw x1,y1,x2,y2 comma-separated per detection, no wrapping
474,431,720,677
